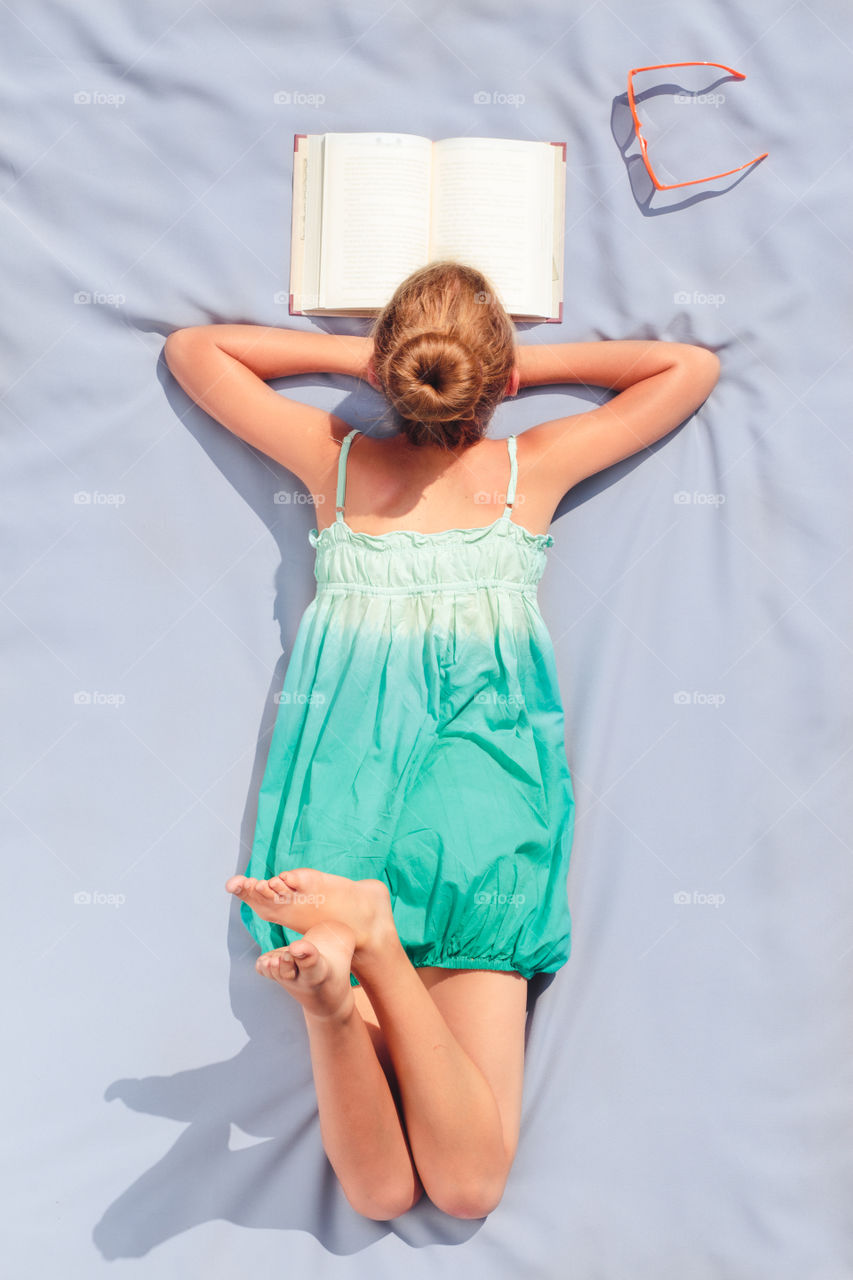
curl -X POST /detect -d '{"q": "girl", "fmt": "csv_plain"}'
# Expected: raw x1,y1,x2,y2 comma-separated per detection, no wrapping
164,260,719,1222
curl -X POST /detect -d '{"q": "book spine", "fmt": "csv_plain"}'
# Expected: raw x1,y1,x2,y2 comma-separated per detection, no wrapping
550,142,566,321
289,133,310,314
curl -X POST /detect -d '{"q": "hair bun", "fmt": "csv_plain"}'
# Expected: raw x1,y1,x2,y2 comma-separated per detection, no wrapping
385,330,484,426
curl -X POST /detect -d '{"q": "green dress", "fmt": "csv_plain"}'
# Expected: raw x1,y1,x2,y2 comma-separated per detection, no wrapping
241,428,574,987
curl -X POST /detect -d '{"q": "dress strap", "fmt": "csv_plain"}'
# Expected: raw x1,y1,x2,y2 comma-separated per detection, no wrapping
335,428,361,522
502,434,518,520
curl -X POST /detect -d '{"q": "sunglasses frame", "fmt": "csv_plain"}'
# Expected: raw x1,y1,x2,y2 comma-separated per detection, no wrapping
626,60,769,190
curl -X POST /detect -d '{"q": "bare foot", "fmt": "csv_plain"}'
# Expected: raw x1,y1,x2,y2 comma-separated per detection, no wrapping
255,920,357,1023
225,868,396,964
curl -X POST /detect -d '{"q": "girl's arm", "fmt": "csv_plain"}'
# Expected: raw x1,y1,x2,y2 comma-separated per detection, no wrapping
515,338,714,391
168,324,373,381
163,324,373,487
515,339,721,498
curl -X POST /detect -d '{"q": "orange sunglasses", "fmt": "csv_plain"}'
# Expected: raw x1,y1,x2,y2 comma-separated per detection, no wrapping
626,60,769,190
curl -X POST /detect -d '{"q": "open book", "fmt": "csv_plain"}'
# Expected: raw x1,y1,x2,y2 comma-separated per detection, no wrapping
289,133,566,323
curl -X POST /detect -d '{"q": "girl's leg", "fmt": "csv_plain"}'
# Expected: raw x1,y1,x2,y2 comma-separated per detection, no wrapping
353,938,528,1219
253,919,423,1222
301,997,426,1220
231,869,527,1218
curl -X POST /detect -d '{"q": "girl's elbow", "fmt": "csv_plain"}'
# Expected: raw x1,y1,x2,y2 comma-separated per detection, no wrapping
680,346,721,402
164,327,205,374
165,326,200,350
689,345,721,378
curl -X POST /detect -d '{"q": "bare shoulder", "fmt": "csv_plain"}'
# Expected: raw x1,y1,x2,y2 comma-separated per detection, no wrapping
512,428,571,531
309,428,401,533
516,346,720,504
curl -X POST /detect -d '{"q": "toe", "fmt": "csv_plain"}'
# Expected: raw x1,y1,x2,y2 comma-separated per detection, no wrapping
256,946,299,985
281,867,311,890
290,941,316,966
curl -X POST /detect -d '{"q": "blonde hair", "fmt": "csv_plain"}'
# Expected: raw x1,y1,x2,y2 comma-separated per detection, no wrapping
368,259,516,450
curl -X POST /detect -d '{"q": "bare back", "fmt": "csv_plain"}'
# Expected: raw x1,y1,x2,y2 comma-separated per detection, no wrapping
310,428,556,538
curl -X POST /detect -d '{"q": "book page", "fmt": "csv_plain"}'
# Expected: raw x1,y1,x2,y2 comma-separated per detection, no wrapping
319,133,433,309
430,138,554,317
295,134,326,312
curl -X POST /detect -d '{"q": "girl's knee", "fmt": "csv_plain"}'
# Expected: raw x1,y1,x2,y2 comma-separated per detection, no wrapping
423,1170,508,1220
348,1175,425,1221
